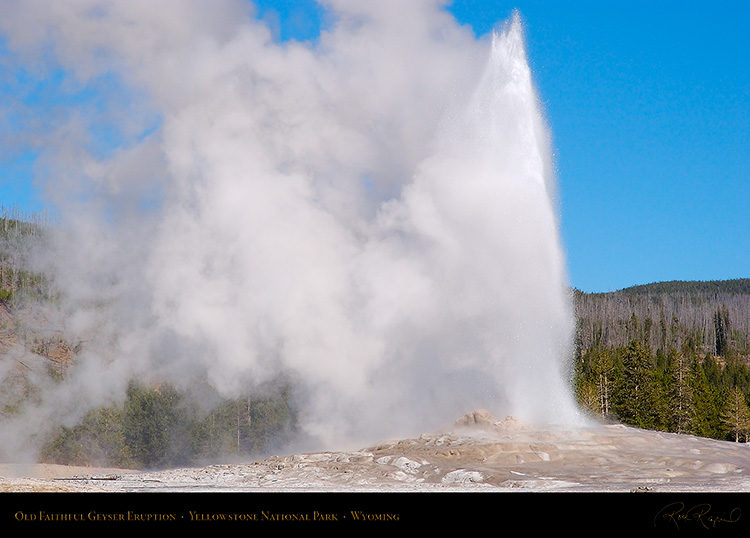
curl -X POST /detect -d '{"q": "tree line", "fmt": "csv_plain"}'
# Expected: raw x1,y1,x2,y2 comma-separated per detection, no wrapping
0,208,54,304
574,279,750,357
573,280,750,442
3,210,749,466
0,210,300,469
40,380,299,469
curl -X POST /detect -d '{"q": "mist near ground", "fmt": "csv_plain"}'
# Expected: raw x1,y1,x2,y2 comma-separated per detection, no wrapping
0,0,584,459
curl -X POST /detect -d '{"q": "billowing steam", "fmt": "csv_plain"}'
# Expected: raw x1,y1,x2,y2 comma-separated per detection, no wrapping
0,1,583,456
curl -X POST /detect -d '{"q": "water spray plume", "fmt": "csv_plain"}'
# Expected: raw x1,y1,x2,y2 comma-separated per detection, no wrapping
0,2,584,459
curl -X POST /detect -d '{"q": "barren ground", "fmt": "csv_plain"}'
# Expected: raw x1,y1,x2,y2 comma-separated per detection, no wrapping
2,411,749,493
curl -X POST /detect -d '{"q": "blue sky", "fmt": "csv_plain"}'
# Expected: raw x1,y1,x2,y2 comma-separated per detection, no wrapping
1,0,748,293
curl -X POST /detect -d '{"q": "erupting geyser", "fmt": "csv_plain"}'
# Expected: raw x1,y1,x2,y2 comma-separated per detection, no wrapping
0,1,583,455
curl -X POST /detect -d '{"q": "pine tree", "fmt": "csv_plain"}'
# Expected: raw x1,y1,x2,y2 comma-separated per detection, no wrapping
714,306,731,357
576,378,600,416
614,341,661,428
591,349,615,417
689,358,723,439
721,387,750,442
665,349,695,434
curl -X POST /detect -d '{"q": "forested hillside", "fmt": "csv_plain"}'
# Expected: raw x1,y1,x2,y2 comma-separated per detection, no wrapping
0,210,299,469
573,280,750,441
0,208,53,304
2,208,748,468
574,280,750,357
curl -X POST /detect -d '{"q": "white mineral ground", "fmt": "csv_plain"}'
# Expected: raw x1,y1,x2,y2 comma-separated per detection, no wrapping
2,410,749,493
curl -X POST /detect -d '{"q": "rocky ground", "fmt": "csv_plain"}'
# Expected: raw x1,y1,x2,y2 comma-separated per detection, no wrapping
2,410,749,493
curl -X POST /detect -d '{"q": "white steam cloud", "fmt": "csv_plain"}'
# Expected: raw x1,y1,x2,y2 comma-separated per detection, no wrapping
0,0,583,455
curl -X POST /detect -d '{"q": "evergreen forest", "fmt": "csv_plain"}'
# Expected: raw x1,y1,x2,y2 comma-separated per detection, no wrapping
573,280,750,442
1,208,748,470
0,209,298,469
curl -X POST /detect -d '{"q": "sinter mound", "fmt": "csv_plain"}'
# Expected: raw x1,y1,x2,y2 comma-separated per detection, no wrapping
1,410,748,492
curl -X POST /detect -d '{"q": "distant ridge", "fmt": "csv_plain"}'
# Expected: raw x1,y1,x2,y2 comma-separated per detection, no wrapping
573,278,750,359
573,277,750,441
579,278,750,296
